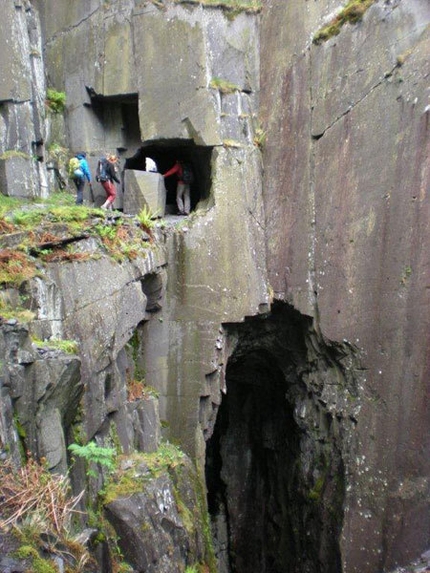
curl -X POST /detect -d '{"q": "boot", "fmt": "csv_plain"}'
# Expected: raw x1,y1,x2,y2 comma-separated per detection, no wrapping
101,200,109,209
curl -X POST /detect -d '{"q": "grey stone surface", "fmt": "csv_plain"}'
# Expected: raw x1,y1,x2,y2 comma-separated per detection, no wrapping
38,407,67,471
0,2,47,199
105,455,206,572
0,1,32,103
123,396,161,453
0,156,36,198
124,170,166,216
261,0,430,570
0,321,82,473
0,0,428,571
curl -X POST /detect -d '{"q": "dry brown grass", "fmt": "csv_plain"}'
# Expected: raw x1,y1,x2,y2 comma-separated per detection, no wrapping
0,455,98,570
0,219,16,234
0,455,83,533
127,378,146,402
0,249,37,286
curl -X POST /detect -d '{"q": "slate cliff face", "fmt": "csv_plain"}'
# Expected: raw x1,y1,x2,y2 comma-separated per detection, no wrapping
260,0,430,570
0,0,429,572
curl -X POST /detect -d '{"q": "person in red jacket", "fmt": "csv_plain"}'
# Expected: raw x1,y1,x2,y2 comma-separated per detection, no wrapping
162,159,191,215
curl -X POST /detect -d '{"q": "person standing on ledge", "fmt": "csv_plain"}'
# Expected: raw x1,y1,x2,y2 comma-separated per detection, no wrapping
96,154,120,210
162,159,193,215
69,152,93,205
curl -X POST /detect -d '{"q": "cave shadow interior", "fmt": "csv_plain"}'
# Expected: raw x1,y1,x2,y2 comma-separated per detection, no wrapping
205,304,344,573
125,141,213,215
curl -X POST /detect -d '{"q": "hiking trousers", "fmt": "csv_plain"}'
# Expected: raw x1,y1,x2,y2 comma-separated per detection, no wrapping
102,180,116,205
176,183,190,215
74,177,85,205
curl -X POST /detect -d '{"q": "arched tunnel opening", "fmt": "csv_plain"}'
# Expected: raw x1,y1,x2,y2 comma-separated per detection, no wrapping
124,140,213,214
205,302,347,573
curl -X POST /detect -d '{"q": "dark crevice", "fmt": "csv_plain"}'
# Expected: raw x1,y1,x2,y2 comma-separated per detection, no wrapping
205,302,348,573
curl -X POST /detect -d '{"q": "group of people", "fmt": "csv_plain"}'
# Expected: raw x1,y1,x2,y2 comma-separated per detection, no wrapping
143,157,194,215
70,152,120,209
70,152,193,216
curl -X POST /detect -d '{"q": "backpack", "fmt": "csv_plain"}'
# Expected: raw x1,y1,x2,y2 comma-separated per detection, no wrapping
181,162,194,184
68,157,83,179
98,157,109,182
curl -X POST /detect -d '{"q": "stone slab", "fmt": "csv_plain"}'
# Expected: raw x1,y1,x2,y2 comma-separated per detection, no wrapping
123,170,166,217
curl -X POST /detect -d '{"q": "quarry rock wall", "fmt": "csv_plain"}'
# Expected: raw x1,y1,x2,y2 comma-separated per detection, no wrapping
260,0,430,570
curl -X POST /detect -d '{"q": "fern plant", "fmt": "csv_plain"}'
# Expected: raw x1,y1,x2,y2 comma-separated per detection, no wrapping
68,442,116,477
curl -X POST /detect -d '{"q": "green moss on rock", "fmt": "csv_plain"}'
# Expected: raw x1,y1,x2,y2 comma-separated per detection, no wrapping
313,0,376,45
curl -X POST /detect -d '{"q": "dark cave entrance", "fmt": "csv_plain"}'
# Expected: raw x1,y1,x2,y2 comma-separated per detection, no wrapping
87,91,142,152
205,303,345,573
86,89,213,214
124,141,213,214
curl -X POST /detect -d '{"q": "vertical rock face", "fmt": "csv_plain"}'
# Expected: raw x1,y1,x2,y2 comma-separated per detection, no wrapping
35,0,268,464
260,0,430,570
0,0,428,571
0,0,47,197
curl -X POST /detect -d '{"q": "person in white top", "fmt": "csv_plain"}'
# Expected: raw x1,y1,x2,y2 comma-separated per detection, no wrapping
145,157,157,172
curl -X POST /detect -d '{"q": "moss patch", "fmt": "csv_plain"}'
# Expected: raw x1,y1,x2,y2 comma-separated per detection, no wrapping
209,77,240,94
31,336,79,354
172,0,262,15
313,0,376,45
0,150,31,161
103,444,185,504
0,195,156,289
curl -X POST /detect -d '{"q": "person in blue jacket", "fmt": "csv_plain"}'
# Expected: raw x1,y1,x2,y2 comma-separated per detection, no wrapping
75,152,93,205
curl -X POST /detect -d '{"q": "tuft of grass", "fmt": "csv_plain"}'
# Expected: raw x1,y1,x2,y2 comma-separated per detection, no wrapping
14,548,57,573
253,126,266,149
103,443,185,504
209,77,240,94
32,336,79,354
39,191,75,208
0,298,35,323
93,221,144,262
6,209,45,228
0,194,153,285
46,143,69,162
126,377,159,402
0,195,26,218
4,204,95,237
313,0,376,45
222,139,243,148
0,454,90,567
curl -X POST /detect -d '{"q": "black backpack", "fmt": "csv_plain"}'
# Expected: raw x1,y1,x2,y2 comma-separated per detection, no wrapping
98,157,109,182
182,162,194,184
